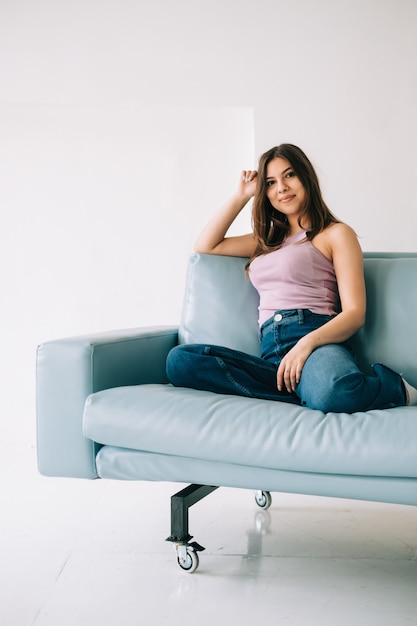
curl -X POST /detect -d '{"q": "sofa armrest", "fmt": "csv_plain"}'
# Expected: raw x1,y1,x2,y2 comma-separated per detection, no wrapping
36,326,178,479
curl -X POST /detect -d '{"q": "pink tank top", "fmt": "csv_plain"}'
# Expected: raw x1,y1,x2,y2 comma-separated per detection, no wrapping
249,231,340,325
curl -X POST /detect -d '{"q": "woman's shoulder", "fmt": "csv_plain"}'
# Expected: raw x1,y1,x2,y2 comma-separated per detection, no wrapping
312,222,361,262
325,221,356,237
318,222,359,246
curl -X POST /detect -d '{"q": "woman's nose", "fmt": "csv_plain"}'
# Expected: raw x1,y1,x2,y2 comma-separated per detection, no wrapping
278,178,288,192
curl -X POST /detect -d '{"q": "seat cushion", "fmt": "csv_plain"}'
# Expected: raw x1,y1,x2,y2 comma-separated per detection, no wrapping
83,383,417,479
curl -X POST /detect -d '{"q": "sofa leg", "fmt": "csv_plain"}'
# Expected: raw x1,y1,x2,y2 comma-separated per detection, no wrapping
166,483,219,543
166,484,218,572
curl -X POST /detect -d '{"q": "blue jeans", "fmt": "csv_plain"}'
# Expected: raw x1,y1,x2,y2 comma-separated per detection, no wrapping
166,309,406,413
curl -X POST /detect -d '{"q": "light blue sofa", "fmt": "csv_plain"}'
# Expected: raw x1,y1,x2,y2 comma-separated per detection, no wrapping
37,252,417,572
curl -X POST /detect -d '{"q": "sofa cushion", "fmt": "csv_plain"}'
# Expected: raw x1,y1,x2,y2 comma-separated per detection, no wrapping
178,253,260,356
83,384,417,479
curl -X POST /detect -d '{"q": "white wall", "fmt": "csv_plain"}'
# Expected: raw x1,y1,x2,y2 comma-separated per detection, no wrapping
1,0,416,447
0,104,254,446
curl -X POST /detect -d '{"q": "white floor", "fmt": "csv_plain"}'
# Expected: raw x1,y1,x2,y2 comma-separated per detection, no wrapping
1,447,417,626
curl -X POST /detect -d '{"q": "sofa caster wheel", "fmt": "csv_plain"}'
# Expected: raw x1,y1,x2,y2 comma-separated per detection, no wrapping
177,547,199,573
176,543,202,573
254,490,272,510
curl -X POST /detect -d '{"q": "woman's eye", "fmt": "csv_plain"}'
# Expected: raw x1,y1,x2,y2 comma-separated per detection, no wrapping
266,180,275,187
285,171,295,178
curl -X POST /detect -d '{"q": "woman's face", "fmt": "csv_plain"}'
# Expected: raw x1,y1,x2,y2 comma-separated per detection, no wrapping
265,157,306,219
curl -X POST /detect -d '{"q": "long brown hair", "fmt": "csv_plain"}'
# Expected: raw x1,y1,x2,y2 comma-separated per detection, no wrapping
247,144,339,268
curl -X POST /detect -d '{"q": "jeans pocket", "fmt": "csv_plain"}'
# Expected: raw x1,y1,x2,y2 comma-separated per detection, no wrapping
303,311,336,331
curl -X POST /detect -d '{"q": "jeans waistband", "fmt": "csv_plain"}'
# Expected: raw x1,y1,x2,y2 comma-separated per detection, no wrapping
260,309,307,331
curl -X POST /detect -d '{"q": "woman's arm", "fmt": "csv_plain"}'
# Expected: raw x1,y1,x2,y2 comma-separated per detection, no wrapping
277,223,366,393
194,170,258,257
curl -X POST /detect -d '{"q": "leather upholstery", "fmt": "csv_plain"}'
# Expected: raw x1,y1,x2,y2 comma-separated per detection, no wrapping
37,253,417,505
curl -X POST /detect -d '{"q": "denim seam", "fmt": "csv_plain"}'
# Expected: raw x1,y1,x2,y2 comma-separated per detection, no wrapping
215,357,256,397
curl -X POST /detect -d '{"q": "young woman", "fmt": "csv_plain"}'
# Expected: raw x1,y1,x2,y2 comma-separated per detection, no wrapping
166,144,417,413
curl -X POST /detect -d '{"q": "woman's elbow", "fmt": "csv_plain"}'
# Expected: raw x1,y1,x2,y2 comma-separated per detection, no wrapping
193,244,216,254
353,308,366,332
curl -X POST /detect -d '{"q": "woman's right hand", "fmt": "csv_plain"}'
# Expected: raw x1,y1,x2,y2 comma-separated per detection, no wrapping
237,170,258,199
193,168,258,257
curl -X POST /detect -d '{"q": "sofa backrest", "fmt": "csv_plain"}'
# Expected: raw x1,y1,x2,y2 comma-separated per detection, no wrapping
179,252,417,384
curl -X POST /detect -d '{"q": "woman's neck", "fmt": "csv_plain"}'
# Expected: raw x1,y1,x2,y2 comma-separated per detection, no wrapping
287,217,310,237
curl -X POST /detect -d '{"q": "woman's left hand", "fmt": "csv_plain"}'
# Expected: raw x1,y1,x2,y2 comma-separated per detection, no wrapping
276,339,313,394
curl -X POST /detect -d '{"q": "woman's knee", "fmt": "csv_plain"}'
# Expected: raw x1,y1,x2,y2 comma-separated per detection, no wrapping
298,370,365,412
166,345,188,384
296,345,364,412
166,344,203,386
